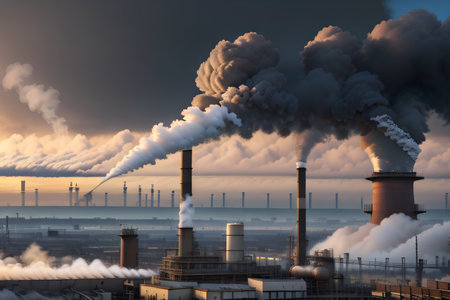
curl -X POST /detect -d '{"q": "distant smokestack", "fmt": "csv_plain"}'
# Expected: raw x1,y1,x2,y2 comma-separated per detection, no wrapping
171,190,175,208
69,182,73,207
309,192,312,209
222,192,226,208
74,184,79,206
335,193,338,209
150,184,154,208
446,193,448,210
21,180,25,207
119,227,138,269
179,149,194,257
157,190,160,208
145,193,148,207
226,223,244,263
295,161,307,266
35,188,38,207
105,192,108,207
242,192,245,208
210,193,214,208
123,181,127,207
289,193,293,209
360,197,363,210
266,193,270,208
365,172,425,225
138,185,142,208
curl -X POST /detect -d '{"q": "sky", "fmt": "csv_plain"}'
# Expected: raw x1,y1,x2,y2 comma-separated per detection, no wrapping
0,1,449,207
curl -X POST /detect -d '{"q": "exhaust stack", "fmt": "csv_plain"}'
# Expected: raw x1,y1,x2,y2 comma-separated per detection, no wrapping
119,227,138,268
179,149,194,257
21,180,25,207
69,182,73,207
296,161,307,266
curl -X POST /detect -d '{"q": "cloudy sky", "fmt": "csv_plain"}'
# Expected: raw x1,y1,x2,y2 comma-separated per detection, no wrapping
0,1,449,206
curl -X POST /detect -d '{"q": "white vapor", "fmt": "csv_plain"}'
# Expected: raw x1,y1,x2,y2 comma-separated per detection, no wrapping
100,104,241,185
179,194,195,228
0,243,155,280
3,63,68,135
311,214,449,262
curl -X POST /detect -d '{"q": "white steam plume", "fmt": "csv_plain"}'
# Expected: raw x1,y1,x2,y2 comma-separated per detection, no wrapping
3,63,68,135
179,194,195,228
311,214,449,262
0,243,155,280
98,105,241,188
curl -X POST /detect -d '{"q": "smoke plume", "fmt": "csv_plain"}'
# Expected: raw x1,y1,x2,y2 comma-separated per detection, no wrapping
0,243,155,280
311,214,450,262
179,194,195,228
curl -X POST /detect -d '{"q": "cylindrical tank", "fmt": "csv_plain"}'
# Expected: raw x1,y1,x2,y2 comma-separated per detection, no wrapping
290,265,313,278
313,266,330,280
178,227,193,257
366,172,424,225
119,228,138,269
226,223,244,263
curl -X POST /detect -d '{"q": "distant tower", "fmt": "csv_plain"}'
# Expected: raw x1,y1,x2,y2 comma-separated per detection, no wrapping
74,184,79,206
289,193,292,209
266,193,270,209
138,185,142,208
242,192,245,208
171,190,175,208
150,184,154,208
210,194,214,208
69,182,73,207
222,192,226,208
360,197,364,210
35,188,38,207
308,192,312,209
446,192,448,210
21,180,25,207
335,193,338,209
105,192,108,207
157,190,160,208
119,227,138,269
145,193,148,208
123,181,127,207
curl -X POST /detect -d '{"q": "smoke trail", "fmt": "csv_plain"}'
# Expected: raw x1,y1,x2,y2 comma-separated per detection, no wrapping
311,214,450,262
97,105,241,187
0,243,155,280
2,63,68,135
179,194,195,228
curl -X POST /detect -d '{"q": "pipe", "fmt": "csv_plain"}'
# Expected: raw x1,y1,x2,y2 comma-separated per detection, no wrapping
295,161,307,266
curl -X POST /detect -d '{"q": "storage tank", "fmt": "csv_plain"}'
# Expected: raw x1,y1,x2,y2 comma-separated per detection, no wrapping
226,223,244,263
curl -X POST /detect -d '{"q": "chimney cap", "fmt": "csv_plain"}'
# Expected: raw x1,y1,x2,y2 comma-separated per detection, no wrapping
296,161,307,169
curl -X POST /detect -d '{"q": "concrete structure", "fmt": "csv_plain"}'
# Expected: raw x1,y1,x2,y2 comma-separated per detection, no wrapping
242,192,245,208
226,223,244,263
123,181,127,207
119,227,138,269
21,180,25,207
248,278,307,300
35,188,38,207
365,172,425,225
266,193,270,209
105,192,108,207
69,182,73,206
74,183,79,206
138,185,142,207
295,162,307,266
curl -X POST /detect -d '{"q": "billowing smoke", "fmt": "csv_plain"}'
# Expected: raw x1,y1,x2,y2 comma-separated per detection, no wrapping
0,243,155,280
311,214,450,262
179,195,195,228
3,63,68,135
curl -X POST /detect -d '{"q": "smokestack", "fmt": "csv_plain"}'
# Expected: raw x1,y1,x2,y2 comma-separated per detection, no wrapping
123,181,127,207
21,180,25,207
179,149,194,257
138,185,142,208
74,184,79,206
145,193,148,207
366,172,424,225
335,193,338,209
309,192,312,209
69,182,73,207
242,192,245,208
35,189,38,207
295,161,307,266
105,192,108,207
289,193,293,209
226,223,244,263
157,190,160,208
119,227,138,269
150,184,154,208
222,192,226,208
210,193,214,208
266,193,270,208
360,197,363,210
171,190,175,208
446,192,448,210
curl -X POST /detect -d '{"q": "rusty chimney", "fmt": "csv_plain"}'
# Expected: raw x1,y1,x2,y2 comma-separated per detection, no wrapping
365,172,425,225
179,149,194,257
295,161,307,266
119,227,138,269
